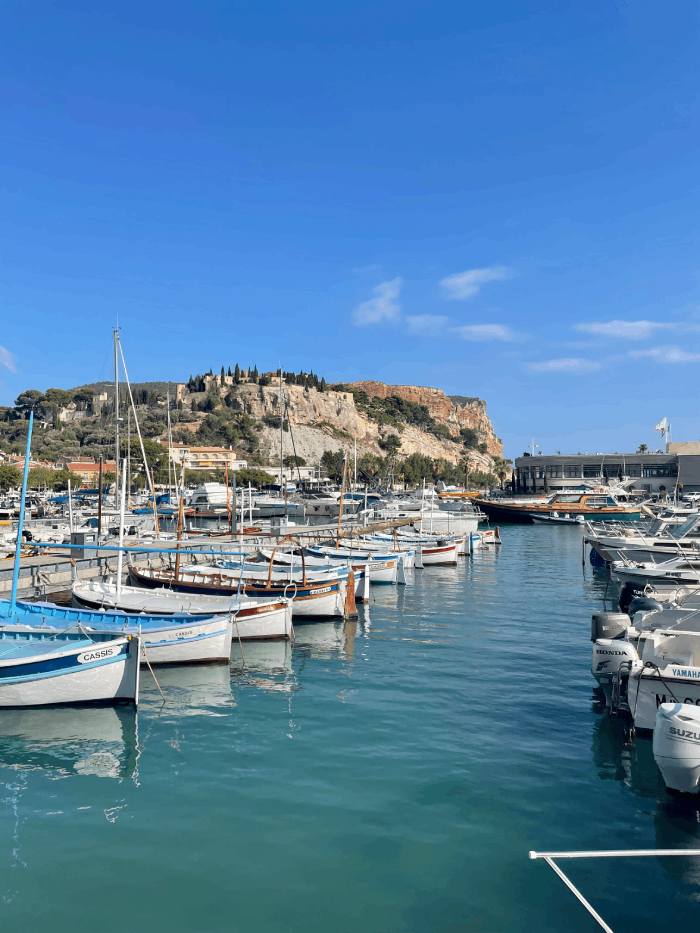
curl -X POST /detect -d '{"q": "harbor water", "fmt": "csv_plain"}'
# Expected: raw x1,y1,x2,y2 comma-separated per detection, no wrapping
3,525,700,932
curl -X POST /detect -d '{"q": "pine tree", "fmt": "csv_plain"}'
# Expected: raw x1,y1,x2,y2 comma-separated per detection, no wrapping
253,365,258,378
227,366,232,377
221,365,225,378
191,399,197,412
320,377,327,392
234,363,240,384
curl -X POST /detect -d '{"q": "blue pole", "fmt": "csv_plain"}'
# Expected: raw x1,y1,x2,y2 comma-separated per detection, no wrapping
9,410,34,613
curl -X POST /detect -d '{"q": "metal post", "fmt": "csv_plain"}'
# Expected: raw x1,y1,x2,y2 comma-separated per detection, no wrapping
67,478,74,534
114,328,120,510
97,455,103,536
9,410,33,614
232,471,237,534
116,461,127,597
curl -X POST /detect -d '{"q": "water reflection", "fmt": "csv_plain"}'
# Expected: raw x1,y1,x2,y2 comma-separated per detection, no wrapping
591,710,700,888
140,664,235,715
0,707,138,781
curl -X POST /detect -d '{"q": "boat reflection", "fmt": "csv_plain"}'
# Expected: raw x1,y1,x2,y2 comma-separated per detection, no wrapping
139,664,235,715
231,640,296,693
0,706,138,781
592,711,700,888
293,621,349,660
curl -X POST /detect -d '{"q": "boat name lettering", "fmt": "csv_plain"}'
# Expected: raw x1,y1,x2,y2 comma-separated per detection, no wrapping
656,695,700,708
77,645,120,664
669,727,700,740
174,630,194,639
672,668,700,679
313,587,332,595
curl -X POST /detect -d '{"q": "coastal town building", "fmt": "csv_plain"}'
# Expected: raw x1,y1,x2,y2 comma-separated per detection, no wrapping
63,459,117,485
165,444,247,472
514,442,700,495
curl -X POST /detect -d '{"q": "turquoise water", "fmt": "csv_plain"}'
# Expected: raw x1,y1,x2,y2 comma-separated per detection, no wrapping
3,525,700,931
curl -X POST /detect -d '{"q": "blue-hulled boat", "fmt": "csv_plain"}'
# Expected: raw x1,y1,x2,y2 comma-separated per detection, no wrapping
0,600,234,666
0,628,140,707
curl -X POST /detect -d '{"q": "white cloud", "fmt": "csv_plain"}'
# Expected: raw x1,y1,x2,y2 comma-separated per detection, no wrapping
527,357,603,374
353,277,402,325
629,345,700,363
0,345,16,373
439,266,512,300
454,324,517,342
575,320,673,339
406,315,449,336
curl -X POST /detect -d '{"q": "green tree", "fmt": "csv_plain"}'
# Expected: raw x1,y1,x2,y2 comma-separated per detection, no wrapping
321,450,347,482
0,463,21,491
191,399,198,412
637,443,648,453
492,457,513,488
234,364,241,384
283,455,306,468
14,389,46,418
469,470,498,488
378,434,402,454
27,467,55,489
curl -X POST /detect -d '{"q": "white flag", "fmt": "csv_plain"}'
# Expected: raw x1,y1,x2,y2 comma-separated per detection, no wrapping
654,417,667,436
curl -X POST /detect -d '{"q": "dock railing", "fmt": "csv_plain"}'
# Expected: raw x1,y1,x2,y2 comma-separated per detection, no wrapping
529,848,700,932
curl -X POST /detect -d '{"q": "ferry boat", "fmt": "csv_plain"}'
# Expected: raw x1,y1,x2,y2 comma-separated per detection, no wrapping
475,490,641,524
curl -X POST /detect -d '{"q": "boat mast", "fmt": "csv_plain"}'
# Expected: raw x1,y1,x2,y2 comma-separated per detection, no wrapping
9,410,34,614
114,328,120,511
279,366,283,499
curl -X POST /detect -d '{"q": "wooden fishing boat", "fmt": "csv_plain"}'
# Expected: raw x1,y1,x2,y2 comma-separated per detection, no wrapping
476,492,641,524
130,565,352,620
72,581,292,640
1,599,234,665
0,627,139,707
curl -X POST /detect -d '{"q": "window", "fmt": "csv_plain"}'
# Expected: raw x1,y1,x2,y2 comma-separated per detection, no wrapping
582,464,603,478
546,465,562,477
602,463,622,477
626,463,641,477
554,494,584,503
643,464,678,478
564,464,581,478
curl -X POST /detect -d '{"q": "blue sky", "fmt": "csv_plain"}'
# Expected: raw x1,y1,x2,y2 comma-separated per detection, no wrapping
0,0,698,460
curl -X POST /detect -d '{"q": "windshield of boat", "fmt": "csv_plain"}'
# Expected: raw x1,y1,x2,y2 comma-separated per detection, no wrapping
669,515,700,539
554,495,584,504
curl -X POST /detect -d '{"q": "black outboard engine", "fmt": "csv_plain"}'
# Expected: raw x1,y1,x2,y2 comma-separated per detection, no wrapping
591,612,630,642
627,595,664,619
618,582,644,613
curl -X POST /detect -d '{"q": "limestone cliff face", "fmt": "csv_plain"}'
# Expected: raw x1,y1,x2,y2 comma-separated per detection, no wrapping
349,382,503,457
175,377,501,470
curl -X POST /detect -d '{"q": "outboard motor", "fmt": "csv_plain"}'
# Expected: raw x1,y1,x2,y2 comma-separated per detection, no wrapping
619,582,644,613
591,612,630,642
591,613,637,704
591,637,639,703
653,703,700,794
627,595,664,619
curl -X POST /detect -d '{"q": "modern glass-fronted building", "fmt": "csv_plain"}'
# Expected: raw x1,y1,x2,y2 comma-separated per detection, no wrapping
513,443,700,495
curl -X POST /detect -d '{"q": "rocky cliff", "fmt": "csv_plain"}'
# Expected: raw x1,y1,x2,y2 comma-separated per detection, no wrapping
176,377,502,470
349,382,503,457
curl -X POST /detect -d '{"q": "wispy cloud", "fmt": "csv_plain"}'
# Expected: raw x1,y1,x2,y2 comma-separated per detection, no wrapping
454,324,518,342
406,315,449,336
0,345,16,373
575,320,673,340
629,345,700,363
527,357,603,374
439,266,512,300
353,277,402,325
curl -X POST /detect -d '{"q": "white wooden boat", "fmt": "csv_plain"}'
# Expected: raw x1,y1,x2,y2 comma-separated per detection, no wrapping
0,629,139,707
73,580,292,640
130,565,350,620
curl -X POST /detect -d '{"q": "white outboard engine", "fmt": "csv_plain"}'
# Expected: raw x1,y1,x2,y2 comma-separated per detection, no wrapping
653,703,700,794
591,612,637,704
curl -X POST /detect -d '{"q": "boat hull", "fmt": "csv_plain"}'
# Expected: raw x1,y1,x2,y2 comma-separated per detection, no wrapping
0,636,139,707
